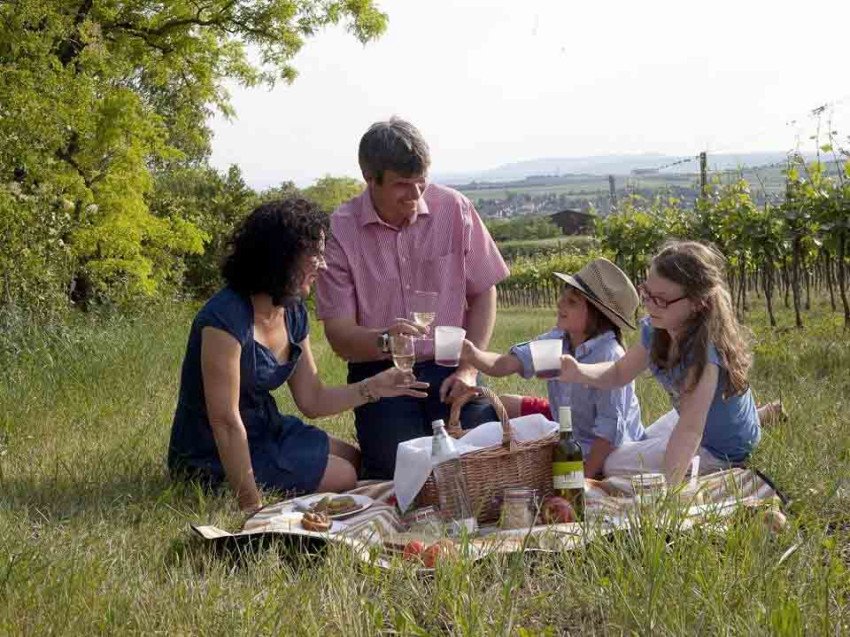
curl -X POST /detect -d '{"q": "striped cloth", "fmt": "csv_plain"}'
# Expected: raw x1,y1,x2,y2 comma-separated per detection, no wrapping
315,184,509,360
192,468,785,569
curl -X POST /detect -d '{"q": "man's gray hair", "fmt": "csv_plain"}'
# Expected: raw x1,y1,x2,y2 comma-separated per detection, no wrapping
358,117,431,184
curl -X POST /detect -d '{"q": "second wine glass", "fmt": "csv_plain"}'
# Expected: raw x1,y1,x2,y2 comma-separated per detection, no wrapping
390,334,416,384
410,290,438,336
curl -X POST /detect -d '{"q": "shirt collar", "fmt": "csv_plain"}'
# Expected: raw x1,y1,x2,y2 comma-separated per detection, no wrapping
357,187,431,228
567,329,617,360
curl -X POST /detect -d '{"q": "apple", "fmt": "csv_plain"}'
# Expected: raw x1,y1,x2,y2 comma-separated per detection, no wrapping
760,509,788,535
422,539,458,568
541,495,576,524
402,540,426,561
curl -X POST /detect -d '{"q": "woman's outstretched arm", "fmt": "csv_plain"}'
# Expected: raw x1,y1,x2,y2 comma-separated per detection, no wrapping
287,335,429,419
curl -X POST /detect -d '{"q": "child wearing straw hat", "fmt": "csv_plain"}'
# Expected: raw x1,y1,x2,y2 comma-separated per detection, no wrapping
560,241,783,484
460,257,645,478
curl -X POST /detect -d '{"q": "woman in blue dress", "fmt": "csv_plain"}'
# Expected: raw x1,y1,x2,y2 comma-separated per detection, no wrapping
168,198,428,514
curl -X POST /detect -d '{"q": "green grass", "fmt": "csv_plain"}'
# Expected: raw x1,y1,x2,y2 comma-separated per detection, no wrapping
1,301,849,634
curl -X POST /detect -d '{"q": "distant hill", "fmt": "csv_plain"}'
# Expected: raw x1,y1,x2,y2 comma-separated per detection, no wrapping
436,151,813,185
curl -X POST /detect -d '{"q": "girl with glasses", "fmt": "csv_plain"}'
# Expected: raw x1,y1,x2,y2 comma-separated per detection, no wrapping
560,241,781,483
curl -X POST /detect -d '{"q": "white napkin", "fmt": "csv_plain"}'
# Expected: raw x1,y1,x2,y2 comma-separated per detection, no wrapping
393,414,558,513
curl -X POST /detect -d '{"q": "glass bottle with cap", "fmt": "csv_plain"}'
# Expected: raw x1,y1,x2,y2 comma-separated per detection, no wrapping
552,406,585,520
431,419,477,535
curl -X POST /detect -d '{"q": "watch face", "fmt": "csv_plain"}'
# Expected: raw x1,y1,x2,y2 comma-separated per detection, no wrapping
378,333,389,352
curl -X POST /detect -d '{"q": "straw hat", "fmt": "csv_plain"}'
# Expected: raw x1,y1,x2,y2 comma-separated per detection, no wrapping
553,258,639,330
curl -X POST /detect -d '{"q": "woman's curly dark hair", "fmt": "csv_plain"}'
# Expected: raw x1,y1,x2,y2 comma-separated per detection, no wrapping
222,198,329,306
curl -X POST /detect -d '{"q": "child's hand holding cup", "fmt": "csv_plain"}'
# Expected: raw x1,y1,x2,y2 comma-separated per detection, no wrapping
559,354,579,382
459,339,477,364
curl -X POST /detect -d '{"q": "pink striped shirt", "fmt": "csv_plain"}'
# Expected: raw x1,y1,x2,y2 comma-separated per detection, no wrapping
315,184,509,359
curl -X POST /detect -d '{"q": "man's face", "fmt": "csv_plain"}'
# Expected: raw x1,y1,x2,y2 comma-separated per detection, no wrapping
368,170,428,225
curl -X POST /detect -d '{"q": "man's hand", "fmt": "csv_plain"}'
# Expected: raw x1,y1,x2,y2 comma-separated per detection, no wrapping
386,318,427,338
439,365,479,403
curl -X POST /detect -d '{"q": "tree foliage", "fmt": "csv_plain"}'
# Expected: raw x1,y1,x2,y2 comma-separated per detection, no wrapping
0,0,387,311
485,215,562,242
301,175,363,212
591,156,850,328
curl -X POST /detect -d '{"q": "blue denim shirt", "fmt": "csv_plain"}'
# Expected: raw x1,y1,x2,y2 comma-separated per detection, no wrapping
510,329,645,456
639,317,760,462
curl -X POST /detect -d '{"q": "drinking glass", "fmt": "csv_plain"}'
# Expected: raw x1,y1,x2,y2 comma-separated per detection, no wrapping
390,334,416,383
529,339,562,379
410,290,438,337
434,326,465,367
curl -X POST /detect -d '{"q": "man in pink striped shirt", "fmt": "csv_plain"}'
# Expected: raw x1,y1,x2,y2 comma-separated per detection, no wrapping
316,117,510,479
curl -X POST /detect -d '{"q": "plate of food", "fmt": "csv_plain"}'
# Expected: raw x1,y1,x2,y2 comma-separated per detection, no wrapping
293,493,374,519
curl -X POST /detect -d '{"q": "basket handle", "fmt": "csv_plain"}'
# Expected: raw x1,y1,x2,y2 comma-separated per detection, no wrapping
447,386,514,450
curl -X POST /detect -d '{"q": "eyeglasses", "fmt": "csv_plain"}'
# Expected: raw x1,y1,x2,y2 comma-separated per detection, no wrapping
638,283,688,309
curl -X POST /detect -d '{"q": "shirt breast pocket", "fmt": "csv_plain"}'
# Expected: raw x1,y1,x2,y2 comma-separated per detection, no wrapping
419,253,457,294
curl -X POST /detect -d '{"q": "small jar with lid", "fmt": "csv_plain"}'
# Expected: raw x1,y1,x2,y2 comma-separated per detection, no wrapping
404,505,445,538
499,488,537,529
630,473,668,506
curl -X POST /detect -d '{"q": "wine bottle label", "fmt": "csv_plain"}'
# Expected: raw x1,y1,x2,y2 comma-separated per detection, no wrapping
552,461,584,490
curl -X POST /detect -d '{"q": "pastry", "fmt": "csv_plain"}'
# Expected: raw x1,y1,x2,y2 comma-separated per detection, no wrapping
301,511,331,532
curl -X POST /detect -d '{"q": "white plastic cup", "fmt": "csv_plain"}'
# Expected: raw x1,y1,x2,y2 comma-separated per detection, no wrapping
529,339,562,379
434,326,466,367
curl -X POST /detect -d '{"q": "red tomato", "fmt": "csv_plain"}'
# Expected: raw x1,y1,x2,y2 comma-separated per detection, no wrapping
422,539,458,568
402,540,426,561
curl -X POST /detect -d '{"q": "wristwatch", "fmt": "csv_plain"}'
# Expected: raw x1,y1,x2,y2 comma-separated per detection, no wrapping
377,331,391,354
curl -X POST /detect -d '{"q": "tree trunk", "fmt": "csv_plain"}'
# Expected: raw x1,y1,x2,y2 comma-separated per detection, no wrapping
792,237,804,329
804,263,811,311
740,257,748,313
764,263,777,327
838,231,850,329
824,248,836,312
782,257,790,308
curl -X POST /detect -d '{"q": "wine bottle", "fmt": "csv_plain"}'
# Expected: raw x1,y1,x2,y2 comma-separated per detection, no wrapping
552,406,585,520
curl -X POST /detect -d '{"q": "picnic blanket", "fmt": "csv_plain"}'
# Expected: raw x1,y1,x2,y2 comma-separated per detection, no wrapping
192,468,784,569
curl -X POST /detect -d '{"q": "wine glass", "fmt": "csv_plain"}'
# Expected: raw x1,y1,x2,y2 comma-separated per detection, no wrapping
410,290,438,337
390,334,416,384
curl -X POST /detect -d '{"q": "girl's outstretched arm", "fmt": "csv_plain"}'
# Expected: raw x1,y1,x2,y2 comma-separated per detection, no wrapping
461,340,523,377
664,364,717,484
560,341,650,390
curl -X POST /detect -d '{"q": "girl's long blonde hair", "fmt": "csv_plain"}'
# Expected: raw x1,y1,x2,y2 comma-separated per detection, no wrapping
649,241,751,397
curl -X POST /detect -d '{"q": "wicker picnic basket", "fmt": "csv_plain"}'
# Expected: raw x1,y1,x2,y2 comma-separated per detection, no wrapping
415,387,558,524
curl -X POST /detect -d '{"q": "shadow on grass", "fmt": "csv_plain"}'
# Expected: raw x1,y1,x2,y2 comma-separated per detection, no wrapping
166,531,330,573
0,469,227,524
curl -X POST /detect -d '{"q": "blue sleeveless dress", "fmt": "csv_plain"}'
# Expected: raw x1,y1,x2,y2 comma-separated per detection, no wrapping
168,288,330,494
